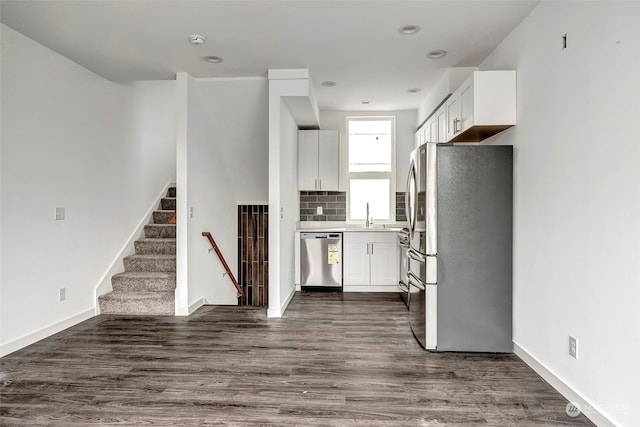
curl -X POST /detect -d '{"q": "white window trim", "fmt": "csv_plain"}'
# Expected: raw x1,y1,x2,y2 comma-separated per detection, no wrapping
346,116,396,224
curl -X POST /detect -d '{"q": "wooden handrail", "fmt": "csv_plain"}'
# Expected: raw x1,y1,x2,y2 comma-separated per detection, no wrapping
201,232,243,297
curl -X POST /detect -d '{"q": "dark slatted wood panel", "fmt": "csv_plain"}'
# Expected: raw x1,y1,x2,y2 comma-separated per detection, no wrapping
238,205,268,306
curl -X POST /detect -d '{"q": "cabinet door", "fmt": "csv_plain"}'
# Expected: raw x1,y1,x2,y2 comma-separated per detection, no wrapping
343,241,370,285
370,242,398,286
459,77,474,133
428,117,438,144
445,94,460,141
415,125,425,148
318,130,339,191
424,119,434,143
436,108,447,142
298,130,319,190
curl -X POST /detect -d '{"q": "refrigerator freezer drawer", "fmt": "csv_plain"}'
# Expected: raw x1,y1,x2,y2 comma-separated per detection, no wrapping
408,249,437,284
408,271,437,350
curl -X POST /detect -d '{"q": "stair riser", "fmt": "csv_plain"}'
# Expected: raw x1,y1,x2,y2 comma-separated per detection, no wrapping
112,277,176,293
167,187,176,198
144,225,176,238
99,293,174,316
124,258,176,273
161,198,176,210
135,240,176,255
152,211,174,224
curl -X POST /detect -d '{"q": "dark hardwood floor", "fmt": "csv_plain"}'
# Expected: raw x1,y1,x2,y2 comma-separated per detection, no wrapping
1,292,594,426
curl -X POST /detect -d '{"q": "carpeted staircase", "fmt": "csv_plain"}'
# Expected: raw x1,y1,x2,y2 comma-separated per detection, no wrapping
98,187,176,315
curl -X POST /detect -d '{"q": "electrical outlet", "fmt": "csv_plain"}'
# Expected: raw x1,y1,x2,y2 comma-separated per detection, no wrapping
316,206,323,215
569,336,577,359
58,287,66,302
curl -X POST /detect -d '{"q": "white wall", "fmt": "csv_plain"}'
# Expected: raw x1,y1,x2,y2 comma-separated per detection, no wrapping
278,101,299,311
479,3,640,426
0,24,176,354
267,73,317,317
175,75,269,314
319,109,417,193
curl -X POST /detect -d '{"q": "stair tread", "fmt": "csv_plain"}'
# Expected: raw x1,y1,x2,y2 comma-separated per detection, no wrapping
100,291,173,300
113,271,175,278
125,254,176,259
136,238,176,242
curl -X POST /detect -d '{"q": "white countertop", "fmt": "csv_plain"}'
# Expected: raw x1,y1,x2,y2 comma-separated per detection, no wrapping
296,221,405,233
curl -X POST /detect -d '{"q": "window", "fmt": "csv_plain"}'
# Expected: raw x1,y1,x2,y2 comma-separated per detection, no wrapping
347,117,395,223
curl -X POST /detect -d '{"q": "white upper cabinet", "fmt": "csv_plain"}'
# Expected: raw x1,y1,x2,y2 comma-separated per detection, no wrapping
444,93,460,142
298,130,340,191
317,130,340,190
447,70,517,143
428,115,438,143
298,131,319,190
415,123,426,148
436,107,447,142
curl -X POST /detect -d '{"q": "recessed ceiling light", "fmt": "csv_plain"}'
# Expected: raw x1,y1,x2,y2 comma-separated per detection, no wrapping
427,49,447,59
189,35,205,45
407,88,422,93
321,81,336,87
204,56,223,63
399,25,421,35
361,100,371,105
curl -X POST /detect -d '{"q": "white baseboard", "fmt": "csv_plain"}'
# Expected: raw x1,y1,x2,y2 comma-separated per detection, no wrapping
514,342,615,427
267,286,297,318
0,308,94,358
188,297,206,314
93,181,175,313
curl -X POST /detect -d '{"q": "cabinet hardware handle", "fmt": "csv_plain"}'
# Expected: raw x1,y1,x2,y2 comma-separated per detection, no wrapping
319,178,322,189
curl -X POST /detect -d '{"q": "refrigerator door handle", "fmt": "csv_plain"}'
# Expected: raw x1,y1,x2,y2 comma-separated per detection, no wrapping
408,251,438,285
405,160,417,234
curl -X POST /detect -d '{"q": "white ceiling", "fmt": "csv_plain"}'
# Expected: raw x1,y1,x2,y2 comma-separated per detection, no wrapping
0,0,538,112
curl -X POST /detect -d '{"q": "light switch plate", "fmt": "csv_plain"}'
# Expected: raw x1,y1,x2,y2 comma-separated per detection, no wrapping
55,207,65,220
569,336,577,359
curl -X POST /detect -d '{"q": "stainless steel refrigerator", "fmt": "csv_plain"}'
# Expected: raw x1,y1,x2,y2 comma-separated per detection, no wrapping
406,143,513,352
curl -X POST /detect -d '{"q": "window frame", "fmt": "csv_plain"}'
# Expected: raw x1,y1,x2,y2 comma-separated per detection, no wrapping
345,116,396,224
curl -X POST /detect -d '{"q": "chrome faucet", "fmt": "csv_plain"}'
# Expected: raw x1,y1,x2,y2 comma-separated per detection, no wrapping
365,202,370,228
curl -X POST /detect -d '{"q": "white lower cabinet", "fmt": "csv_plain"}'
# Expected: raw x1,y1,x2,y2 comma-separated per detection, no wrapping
343,232,398,292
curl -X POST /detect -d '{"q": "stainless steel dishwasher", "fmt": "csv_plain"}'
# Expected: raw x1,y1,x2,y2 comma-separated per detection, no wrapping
300,232,343,289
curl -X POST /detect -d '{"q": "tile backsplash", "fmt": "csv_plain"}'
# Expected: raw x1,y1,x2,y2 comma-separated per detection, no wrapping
300,191,407,223
299,191,346,222
395,192,407,222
